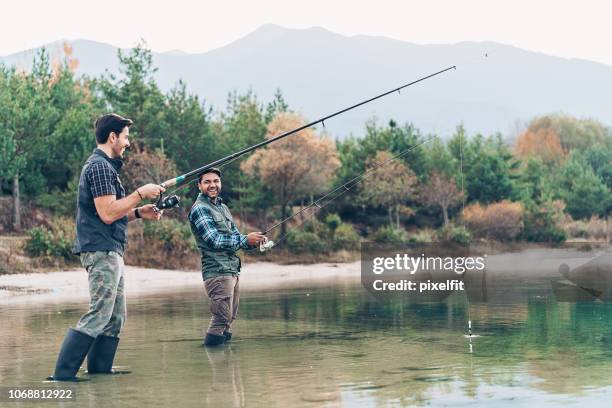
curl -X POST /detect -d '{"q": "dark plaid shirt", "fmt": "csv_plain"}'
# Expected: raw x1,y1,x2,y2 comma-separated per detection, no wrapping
86,161,118,198
189,196,249,251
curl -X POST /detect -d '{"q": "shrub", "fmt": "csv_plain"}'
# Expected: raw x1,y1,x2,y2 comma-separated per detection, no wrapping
462,200,524,241
35,180,79,217
26,217,76,260
286,229,326,254
324,213,342,233
563,216,610,241
302,219,326,235
372,225,407,244
437,225,472,246
143,218,196,253
332,223,361,250
521,200,566,243
408,228,436,244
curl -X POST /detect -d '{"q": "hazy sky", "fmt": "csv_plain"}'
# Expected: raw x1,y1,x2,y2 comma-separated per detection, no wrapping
4,0,611,65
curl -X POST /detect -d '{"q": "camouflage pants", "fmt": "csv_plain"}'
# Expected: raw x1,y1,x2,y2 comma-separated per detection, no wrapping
204,275,240,337
74,251,126,338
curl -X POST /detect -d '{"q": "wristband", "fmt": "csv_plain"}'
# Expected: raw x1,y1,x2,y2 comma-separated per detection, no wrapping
135,208,142,219
136,188,143,200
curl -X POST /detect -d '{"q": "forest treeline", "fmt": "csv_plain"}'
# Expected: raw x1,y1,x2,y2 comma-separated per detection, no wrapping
1,43,611,266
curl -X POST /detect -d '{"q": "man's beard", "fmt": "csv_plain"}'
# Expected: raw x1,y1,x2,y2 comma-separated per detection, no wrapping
205,188,220,198
112,141,127,158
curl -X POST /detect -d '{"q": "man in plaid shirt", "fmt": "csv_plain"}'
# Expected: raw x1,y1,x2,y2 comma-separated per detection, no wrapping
189,168,265,346
51,114,165,381
190,200,250,251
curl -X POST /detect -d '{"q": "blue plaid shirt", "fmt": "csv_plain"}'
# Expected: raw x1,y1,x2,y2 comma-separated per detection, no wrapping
188,195,250,251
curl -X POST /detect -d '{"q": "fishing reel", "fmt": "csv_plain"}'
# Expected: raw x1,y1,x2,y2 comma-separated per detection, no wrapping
155,193,181,211
259,236,275,252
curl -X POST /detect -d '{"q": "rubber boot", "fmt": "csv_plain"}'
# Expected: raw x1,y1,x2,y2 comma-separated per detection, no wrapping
87,335,120,374
223,331,232,343
51,328,95,381
204,333,225,347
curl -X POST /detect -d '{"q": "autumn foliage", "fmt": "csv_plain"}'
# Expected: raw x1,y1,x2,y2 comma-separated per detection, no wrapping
420,172,464,226
241,112,340,234
515,127,565,164
121,150,178,196
461,200,524,240
361,150,417,228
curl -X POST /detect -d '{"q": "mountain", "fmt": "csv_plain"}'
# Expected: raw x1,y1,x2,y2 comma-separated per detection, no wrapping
2,24,612,139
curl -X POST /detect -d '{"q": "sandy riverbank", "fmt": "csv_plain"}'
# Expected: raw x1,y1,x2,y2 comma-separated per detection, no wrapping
0,261,361,304
1,245,607,305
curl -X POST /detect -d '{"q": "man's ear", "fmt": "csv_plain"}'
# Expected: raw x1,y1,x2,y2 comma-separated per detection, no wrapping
108,132,117,143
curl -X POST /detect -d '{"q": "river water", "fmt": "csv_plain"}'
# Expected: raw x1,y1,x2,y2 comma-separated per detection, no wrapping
1,273,612,407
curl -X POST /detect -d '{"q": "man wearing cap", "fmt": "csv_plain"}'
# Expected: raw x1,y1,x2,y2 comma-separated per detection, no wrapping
51,113,166,380
188,168,265,346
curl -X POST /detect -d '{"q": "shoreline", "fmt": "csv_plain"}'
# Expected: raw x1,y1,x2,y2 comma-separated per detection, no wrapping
0,261,361,305
1,245,607,305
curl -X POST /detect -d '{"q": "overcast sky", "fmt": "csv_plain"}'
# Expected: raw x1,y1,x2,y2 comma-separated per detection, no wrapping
4,0,611,66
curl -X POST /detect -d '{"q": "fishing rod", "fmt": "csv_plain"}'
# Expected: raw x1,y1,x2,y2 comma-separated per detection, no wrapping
158,65,456,192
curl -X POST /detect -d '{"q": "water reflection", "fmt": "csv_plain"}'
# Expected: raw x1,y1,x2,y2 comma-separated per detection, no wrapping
1,278,612,407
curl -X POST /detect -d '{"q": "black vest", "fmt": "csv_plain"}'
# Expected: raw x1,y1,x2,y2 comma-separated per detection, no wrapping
73,149,128,255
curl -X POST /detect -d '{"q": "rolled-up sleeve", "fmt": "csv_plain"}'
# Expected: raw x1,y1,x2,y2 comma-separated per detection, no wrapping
189,205,249,251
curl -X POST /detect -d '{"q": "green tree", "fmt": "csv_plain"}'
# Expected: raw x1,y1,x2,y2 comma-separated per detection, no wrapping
363,119,427,178
334,119,427,214
0,126,22,194
512,157,553,205
234,173,276,230
96,41,167,152
424,136,457,178
163,80,215,174
41,62,101,195
557,154,611,219
0,50,58,230
360,150,417,229
579,144,612,190
449,128,517,204
264,88,289,124
217,91,268,196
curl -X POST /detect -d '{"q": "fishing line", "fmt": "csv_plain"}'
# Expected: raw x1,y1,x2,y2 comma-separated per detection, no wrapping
458,122,476,352
259,135,436,249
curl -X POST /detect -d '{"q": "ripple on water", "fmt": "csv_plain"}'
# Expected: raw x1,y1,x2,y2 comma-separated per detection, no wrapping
300,392,339,403
412,375,454,383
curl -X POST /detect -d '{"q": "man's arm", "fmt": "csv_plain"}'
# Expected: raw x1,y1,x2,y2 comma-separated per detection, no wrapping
88,161,164,224
94,193,141,224
189,205,248,251
230,220,259,250
126,204,162,222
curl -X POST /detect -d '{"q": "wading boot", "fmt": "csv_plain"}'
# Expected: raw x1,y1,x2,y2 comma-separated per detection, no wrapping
87,335,129,374
204,333,225,347
50,328,95,381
